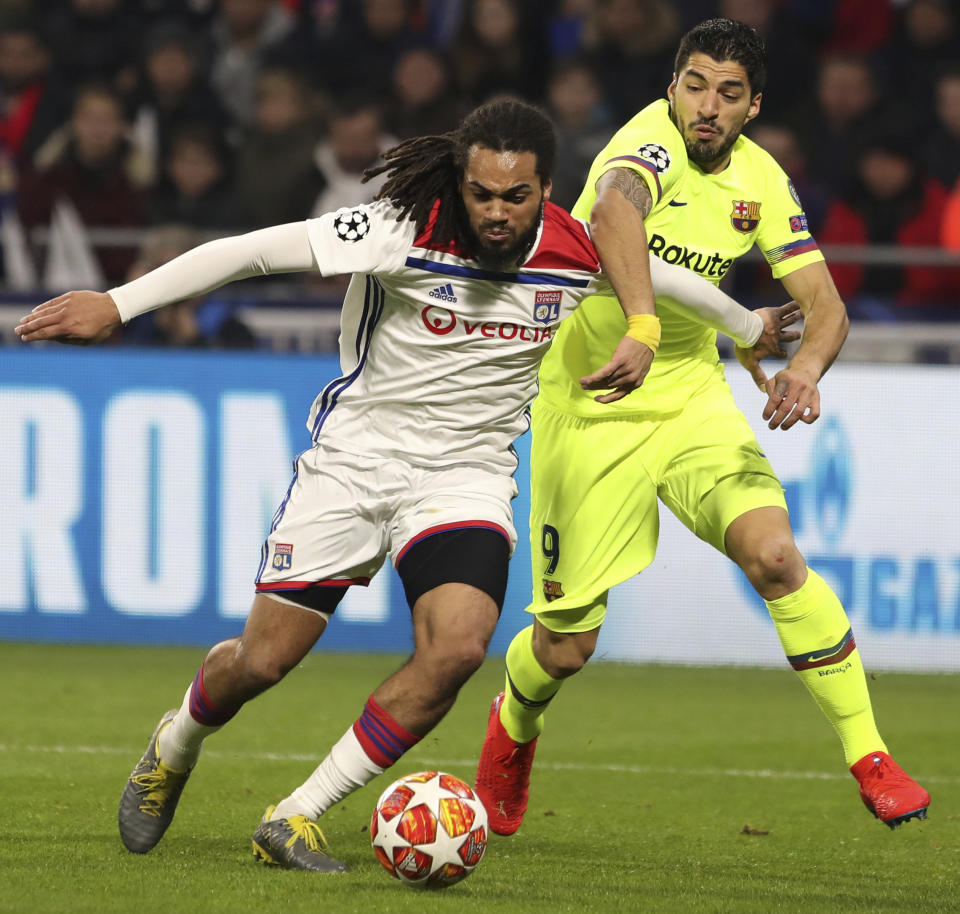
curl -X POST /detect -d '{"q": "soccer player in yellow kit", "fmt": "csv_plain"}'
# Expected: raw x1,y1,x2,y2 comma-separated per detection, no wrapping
476,18,930,834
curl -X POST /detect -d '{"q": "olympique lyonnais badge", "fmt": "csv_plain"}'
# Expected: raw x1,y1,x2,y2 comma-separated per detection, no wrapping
534,290,562,324
731,200,762,233
273,543,293,570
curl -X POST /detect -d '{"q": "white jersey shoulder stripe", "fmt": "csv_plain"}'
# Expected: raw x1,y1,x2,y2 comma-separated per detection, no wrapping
403,255,592,288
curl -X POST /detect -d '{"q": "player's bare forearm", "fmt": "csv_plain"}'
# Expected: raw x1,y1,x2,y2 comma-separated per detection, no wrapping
780,262,849,382
760,263,848,431
15,291,121,344
590,168,656,317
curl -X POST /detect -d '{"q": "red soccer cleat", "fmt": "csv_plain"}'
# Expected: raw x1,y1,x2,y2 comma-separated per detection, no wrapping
474,691,538,836
851,751,930,828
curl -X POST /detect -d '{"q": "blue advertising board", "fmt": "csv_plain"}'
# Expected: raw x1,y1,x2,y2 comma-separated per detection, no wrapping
0,347,533,653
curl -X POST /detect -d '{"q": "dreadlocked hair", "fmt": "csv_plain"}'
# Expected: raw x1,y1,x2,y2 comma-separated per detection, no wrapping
363,98,556,249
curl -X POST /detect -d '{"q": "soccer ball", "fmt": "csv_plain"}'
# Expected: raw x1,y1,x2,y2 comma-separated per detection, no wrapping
370,770,488,888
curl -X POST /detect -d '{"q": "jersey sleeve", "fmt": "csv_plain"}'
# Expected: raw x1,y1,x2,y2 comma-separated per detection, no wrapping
305,199,414,277
575,102,687,216
756,160,825,279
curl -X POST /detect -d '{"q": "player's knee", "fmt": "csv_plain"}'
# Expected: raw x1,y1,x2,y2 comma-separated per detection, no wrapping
424,637,489,690
538,634,595,679
234,643,295,693
741,536,805,594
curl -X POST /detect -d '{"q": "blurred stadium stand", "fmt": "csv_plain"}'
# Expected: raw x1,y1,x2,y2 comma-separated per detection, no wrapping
1,0,959,357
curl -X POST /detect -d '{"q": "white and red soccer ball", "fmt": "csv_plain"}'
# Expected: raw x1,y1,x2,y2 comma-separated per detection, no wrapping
370,770,488,888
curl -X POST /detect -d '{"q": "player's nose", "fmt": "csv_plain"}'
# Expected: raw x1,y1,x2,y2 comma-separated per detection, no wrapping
699,90,721,118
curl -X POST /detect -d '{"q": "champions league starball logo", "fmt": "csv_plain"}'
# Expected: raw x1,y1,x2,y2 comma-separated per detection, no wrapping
333,208,371,242
637,143,671,173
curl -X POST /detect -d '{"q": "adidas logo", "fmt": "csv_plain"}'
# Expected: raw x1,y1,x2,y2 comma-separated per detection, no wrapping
429,283,457,303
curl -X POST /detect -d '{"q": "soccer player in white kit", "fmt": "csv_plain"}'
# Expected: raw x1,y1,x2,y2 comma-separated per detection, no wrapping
17,100,798,871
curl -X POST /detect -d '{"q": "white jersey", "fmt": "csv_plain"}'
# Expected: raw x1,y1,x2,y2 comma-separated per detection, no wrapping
303,198,613,474
109,196,762,479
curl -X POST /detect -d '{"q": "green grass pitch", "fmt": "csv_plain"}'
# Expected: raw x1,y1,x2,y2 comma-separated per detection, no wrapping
2,642,957,913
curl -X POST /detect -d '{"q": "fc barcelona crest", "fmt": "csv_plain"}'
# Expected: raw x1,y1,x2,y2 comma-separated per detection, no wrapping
730,200,761,233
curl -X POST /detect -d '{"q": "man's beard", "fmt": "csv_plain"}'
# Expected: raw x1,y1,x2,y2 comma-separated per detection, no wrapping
683,125,741,168
669,100,744,169
461,200,544,272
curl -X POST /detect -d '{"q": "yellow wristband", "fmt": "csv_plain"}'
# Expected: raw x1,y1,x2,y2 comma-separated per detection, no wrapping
625,313,661,352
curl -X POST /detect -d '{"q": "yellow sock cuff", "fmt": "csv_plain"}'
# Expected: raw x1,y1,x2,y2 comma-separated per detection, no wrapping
625,314,661,352
765,569,852,660
501,626,562,742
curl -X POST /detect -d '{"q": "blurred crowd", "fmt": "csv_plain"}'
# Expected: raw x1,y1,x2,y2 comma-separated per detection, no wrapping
1,0,959,345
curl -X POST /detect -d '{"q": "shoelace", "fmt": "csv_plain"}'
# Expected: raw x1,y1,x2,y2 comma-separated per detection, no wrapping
131,762,184,816
283,816,329,854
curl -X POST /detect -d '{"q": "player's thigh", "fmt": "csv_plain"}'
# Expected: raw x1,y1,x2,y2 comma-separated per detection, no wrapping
409,581,501,668
391,462,516,613
657,381,787,556
256,445,391,611
528,399,660,622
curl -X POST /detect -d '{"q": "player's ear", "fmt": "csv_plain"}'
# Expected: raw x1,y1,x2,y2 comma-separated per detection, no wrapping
745,92,762,122
667,75,677,102
541,178,552,201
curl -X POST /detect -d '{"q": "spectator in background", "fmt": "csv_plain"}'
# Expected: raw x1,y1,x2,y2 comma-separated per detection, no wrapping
151,124,248,230
942,177,960,251
923,65,960,190
820,0,893,54
590,0,680,123
881,0,960,128
130,21,228,185
547,0,598,59
235,66,325,228
42,0,144,97
545,55,613,210
749,122,830,236
0,21,68,168
385,46,469,139
790,54,883,197
717,0,815,121
584,0,680,122
208,0,295,129
451,0,551,103
123,224,257,348
310,97,393,216
316,0,420,100
18,82,148,285
819,135,960,307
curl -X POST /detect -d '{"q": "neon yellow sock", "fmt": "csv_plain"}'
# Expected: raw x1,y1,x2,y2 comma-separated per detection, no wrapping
766,568,886,766
499,625,563,743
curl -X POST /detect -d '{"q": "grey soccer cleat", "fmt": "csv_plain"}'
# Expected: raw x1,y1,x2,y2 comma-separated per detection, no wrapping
251,805,348,872
118,709,193,853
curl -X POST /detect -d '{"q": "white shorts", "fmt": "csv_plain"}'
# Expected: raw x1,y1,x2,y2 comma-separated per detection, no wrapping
255,444,518,598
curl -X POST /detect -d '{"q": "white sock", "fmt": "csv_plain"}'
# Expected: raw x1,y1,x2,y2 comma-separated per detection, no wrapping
272,726,385,821
156,685,222,771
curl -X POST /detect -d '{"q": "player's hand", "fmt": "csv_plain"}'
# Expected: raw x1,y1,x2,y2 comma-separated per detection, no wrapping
580,335,654,403
15,291,121,345
762,366,821,430
734,301,803,390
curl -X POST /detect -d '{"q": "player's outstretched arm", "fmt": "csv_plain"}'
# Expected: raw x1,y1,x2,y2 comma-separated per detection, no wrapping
581,167,659,403
16,222,317,345
759,261,849,431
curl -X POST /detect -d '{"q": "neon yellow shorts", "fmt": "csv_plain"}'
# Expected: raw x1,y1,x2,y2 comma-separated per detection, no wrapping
529,377,786,633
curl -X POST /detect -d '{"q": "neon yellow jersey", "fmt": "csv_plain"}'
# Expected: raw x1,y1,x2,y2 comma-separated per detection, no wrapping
539,98,825,417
